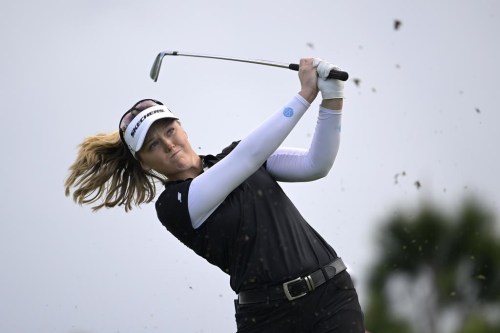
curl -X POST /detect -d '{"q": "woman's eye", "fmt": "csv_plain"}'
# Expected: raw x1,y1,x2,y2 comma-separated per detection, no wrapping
148,141,159,150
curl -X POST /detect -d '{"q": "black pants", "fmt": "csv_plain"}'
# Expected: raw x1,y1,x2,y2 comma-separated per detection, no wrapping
234,271,365,333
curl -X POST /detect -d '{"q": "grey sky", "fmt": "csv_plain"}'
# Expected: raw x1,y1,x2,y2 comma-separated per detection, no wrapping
1,0,499,332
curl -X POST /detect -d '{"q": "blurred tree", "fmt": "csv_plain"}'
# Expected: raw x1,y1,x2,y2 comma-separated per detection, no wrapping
364,197,500,333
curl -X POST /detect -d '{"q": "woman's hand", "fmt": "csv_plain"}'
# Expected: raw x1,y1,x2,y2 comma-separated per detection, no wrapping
314,58,344,111
298,58,319,103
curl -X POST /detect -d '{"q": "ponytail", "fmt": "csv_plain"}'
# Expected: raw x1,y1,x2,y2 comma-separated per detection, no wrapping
64,131,164,211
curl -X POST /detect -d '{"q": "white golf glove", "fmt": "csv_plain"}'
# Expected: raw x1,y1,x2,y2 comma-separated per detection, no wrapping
313,58,344,99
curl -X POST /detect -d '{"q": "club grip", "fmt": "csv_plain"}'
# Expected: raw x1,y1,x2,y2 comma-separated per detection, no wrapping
288,63,349,81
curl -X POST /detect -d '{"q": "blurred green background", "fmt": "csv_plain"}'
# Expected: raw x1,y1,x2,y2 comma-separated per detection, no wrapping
364,198,500,333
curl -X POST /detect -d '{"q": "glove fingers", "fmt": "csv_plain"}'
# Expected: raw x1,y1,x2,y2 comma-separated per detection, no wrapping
317,62,336,79
313,58,322,68
313,58,345,99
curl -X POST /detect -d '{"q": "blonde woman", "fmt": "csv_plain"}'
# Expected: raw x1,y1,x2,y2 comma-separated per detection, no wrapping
65,58,364,333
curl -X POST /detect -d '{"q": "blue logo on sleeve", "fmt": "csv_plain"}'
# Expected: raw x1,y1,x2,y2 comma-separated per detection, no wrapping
283,107,294,117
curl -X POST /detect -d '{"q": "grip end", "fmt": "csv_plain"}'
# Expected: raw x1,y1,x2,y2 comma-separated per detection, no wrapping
328,70,349,81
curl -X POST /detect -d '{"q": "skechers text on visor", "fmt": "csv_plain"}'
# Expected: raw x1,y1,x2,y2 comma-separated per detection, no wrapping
120,105,178,158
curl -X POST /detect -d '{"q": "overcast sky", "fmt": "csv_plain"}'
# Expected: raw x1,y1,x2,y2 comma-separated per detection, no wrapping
1,0,499,332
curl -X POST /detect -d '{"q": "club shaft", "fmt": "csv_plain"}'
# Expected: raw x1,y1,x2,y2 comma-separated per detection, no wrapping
167,51,291,69
151,50,349,81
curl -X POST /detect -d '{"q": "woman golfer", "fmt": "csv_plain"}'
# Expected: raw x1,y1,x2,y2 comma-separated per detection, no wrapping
65,58,365,333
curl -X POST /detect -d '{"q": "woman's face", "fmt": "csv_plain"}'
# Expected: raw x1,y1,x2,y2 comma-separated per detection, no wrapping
137,119,200,180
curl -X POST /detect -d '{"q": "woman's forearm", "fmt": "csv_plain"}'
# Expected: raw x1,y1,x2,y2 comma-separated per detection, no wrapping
188,95,311,228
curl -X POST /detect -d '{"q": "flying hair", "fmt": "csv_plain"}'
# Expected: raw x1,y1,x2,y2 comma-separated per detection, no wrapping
64,130,165,212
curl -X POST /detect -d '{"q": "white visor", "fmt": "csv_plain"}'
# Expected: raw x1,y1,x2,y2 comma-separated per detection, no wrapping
123,105,178,157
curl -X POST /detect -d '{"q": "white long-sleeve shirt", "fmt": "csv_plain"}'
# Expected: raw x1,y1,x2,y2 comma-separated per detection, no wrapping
187,94,342,229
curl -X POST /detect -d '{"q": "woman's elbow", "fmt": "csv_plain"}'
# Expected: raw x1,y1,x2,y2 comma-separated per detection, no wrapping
309,160,335,180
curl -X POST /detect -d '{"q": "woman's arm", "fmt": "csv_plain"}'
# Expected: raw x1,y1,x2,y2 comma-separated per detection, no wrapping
189,95,310,228
188,59,319,229
265,63,345,182
266,104,342,182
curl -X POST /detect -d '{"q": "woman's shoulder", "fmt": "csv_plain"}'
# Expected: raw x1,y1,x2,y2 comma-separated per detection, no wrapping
156,178,193,206
155,179,193,226
217,140,240,158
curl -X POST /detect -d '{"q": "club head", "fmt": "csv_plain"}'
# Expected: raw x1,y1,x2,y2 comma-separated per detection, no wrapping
150,52,167,82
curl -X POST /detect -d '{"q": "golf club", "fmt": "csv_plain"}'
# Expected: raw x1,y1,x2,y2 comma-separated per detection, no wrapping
150,50,349,82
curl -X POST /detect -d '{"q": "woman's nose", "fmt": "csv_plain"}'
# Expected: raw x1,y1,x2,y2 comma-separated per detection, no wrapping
161,138,175,152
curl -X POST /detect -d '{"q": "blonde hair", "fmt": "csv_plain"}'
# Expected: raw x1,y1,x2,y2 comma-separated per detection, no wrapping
64,130,165,211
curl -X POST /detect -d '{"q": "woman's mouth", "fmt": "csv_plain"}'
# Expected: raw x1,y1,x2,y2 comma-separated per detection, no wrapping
171,149,181,158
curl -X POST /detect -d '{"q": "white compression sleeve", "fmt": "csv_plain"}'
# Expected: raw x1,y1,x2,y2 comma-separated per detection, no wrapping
266,107,341,182
188,95,310,229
